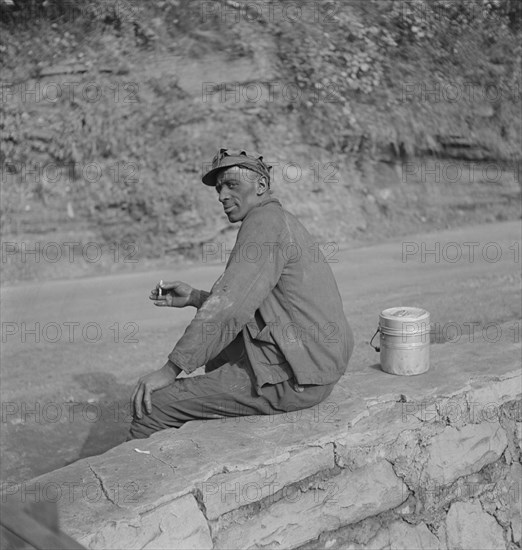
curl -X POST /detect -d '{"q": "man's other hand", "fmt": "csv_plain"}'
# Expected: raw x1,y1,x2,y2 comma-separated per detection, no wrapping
150,280,198,308
131,361,181,419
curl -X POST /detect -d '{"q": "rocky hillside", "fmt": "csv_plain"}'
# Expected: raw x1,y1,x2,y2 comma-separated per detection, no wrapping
1,0,520,281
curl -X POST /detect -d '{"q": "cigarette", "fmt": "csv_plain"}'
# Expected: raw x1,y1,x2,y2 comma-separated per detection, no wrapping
159,280,163,296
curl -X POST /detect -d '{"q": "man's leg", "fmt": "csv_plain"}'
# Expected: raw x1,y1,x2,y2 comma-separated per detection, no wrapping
129,369,336,440
129,357,271,439
259,379,336,416
128,336,337,440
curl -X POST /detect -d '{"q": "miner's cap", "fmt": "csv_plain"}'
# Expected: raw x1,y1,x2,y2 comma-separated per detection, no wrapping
202,148,272,186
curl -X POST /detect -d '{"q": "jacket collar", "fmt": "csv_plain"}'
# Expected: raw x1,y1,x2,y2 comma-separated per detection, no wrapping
252,196,281,211
242,197,281,222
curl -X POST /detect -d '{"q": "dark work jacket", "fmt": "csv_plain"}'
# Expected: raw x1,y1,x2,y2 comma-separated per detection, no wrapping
168,197,354,394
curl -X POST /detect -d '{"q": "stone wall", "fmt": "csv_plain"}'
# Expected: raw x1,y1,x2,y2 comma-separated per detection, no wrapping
2,334,520,549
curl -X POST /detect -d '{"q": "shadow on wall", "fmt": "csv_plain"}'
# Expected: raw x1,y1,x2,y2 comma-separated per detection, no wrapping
1,373,135,484
72,372,134,463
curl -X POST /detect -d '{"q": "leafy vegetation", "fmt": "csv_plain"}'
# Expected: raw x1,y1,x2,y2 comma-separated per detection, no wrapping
1,0,520,281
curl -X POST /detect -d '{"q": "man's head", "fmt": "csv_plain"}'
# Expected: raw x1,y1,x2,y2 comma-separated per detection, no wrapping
214,166,270,222
202,148,272,223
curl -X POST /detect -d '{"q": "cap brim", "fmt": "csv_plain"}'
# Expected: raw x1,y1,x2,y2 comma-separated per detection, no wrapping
201,157,246,186
201,167,224,186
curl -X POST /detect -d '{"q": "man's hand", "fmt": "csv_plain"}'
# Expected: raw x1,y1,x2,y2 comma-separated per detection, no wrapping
131,361,182,419
150,281,198,308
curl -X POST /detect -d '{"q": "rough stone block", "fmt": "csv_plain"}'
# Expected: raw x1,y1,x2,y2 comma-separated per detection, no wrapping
423,422,507,485
446,501,506,550
214,460,408,550
507,463,522,543
199,445,334,519
368,520,443,550
468,375,522,415
80,493,212,550
511,517,521,544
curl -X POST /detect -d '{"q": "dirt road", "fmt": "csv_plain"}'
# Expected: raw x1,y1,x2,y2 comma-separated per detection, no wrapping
1,221,520,483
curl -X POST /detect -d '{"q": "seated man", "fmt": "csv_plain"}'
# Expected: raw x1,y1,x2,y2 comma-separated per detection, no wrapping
129,148,354,439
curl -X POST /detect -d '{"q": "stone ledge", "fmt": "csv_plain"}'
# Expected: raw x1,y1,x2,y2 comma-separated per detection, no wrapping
196,444,335,520
2,331,520,549
83,493,212,550
213,461,407,549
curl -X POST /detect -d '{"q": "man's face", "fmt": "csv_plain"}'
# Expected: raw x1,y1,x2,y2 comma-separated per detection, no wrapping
215,167,268,223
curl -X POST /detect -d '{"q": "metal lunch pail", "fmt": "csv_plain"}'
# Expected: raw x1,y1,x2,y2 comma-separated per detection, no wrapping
370,307,430,375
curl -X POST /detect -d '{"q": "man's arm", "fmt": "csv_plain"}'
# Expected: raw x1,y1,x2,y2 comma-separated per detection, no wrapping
168,209,289,374
151,283,210,309
131,359,182,419
192,289,210,309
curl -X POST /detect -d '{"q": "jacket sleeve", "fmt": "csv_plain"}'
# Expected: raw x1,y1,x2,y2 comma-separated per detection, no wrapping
168,208,289,373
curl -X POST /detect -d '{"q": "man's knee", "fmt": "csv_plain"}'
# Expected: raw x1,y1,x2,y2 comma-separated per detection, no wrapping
127,398,180,440
127,416,158,440
279,381,336,413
